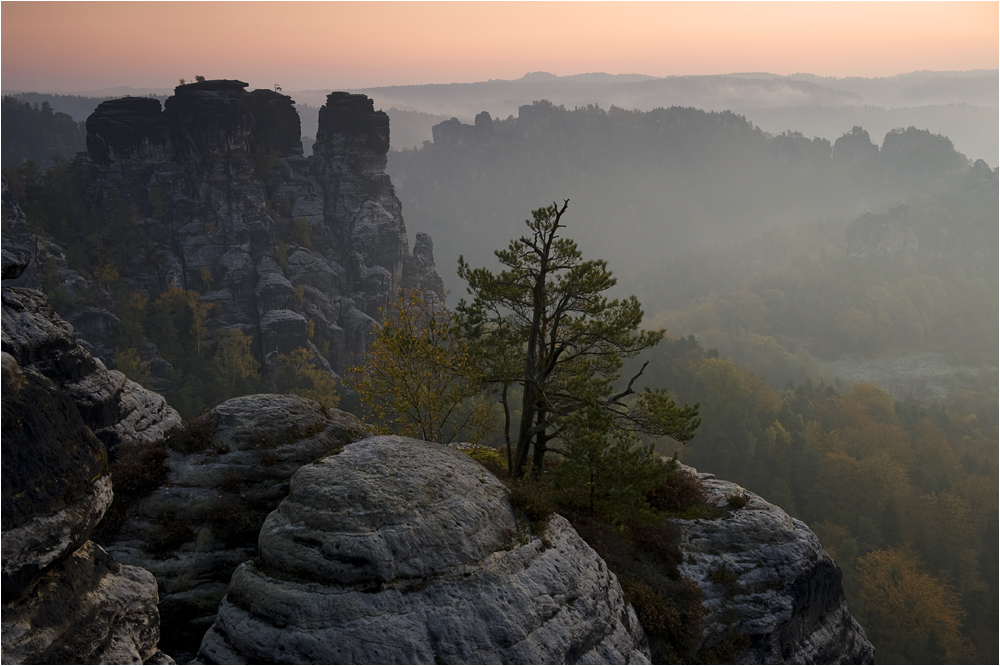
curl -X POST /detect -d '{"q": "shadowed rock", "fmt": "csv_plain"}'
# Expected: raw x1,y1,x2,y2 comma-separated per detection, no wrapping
106,394,371,661
674,466,874,664
2,280,173,663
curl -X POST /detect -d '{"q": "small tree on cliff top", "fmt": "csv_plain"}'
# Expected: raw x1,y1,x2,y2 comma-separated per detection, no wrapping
457,200,700,479
348,289,495,444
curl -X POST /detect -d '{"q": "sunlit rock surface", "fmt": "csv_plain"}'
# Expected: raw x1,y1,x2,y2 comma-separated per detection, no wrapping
674,466,875,664
197,436,650,665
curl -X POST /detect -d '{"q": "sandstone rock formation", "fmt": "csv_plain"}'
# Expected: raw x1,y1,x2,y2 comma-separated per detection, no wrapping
674,467,875,664
196,436,651,665
1,286,181,454
56,81,442,387
106,394,371,661
2,282,176,662
431,111,495,149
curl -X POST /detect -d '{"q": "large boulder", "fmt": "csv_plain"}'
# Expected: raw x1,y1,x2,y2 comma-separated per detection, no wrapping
674,467,874,664
106,394,371,662
197,436,651,664
1,542,164,665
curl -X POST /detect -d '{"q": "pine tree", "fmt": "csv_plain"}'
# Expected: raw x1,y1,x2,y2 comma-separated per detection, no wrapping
457,200,699,478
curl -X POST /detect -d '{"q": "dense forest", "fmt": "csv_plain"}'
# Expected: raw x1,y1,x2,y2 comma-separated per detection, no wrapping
3,92,996,664
1,96,87,170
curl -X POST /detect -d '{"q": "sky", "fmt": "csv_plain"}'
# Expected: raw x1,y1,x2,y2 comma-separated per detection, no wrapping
2,1,997,93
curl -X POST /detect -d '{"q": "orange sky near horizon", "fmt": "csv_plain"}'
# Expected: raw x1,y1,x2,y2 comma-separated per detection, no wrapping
2,1,997,93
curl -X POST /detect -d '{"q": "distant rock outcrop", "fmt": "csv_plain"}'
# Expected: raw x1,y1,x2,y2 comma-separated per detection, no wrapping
196,436,651,665
845,205,918,260
9,82,443,394
431,111,495,149
106,394,371,661
675,467,874,664
2,279,177,662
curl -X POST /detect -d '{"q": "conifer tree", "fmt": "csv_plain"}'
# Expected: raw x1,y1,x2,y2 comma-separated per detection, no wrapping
457,200,699,478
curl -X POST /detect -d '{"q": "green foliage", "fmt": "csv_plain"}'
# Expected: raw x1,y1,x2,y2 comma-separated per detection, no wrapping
348,288,494,444
275,240,289,268
114,347,152,387
274,347,340,410
457,200,699,479
212,328,261,392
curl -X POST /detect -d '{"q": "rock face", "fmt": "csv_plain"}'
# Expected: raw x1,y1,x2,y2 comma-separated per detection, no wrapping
2,541,162,665
197,436,650,665
845,205,918,260
431,111,495,149
2,283,175,662
106,394,371,661
1,286,181,453
62,81,442,384
674,467,874,664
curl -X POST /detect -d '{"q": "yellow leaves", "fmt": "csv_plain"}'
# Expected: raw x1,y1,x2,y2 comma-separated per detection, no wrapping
347,288,494,444
114,347,152,386
855,548,975,664
213,328,260,388
275,347,339,410
94,262,119,287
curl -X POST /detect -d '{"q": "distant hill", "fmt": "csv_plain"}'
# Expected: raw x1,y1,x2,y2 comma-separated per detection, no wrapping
346,70,998,164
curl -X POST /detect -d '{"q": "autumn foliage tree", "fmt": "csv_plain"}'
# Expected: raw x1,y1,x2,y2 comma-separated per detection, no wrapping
348,289,494,444
275,347,339,410
855,549,975,664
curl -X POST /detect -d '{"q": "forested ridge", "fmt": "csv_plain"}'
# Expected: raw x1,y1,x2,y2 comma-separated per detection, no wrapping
388,100,992,298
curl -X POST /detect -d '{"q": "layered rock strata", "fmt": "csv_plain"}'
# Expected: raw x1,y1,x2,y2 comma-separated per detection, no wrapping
59,81,442,384
1,286,181,453
2,283,175,663
106,394,371,661
197,436,651,665
675,467,875,664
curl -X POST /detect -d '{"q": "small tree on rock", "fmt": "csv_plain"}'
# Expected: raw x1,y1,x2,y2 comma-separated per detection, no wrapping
348,288,494,444
457,200,699,479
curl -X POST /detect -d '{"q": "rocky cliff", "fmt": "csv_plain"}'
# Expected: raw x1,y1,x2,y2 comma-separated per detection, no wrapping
105,394,371,661
7,80,443,394
674,467,874,664
196,436,651,665
2,253,178,661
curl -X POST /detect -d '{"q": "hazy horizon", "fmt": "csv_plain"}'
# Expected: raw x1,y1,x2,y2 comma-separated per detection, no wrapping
3,2,996,94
